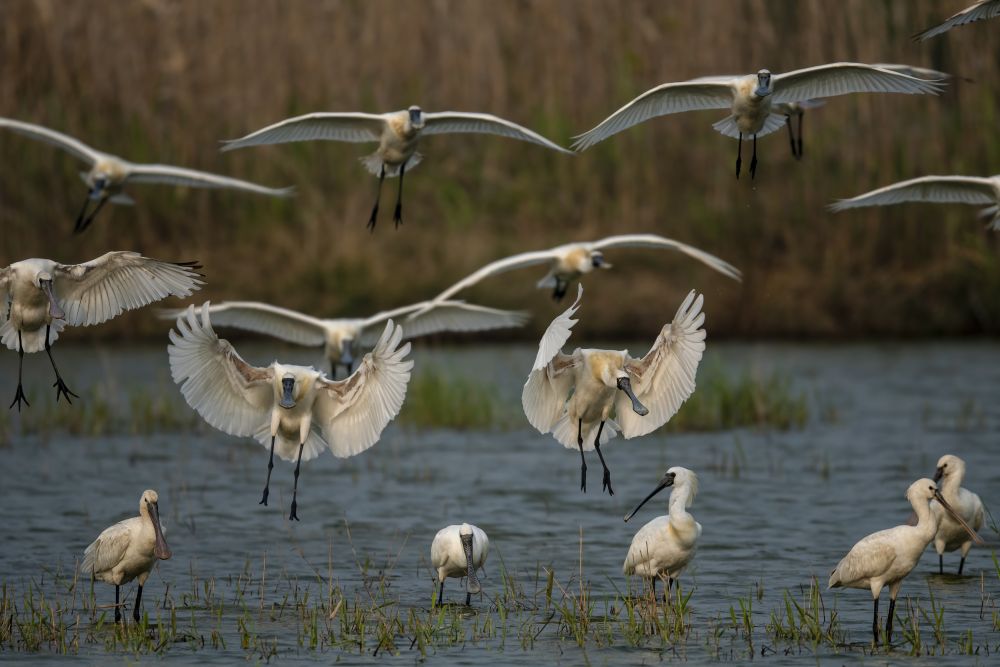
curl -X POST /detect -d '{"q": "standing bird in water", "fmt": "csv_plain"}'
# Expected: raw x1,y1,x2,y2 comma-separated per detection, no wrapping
81,490,172,624
522,286,706,495
930,454,985,575
430,523,490,606
828,478,983,644
168,304,412,521
222,105,571,230
572,63,943,179
623,467,701,601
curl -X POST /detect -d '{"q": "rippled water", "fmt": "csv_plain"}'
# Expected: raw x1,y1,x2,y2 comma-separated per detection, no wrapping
0,341,998,664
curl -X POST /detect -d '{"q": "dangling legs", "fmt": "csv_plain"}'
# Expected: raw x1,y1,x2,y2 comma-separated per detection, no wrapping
592,421,613,496
259,436,276,505
9,331,29,411
552,278,568,301
796,112,804,159
749,134,758,179
576,419,587,493
73,191,93,233
288,442,305,521
133,584,143,623
46,325,78,403
785,116,796,158
735,132,743,179
76,197,108,234
367,165,386,232
393,161,407,228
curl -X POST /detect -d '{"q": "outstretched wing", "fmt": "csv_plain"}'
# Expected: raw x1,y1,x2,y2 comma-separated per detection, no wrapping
915,0,1000,40
160,301,327,347
572,80,734,151
168,303,275,437
314,320,413,458
360,301,528,345
53,251,203,326
125,163,293,197
830,175,998,211
421,112,572,154
221,112,386,150
423,249,563,307
616,290,706,438
533,284,583,371
0,117,102,164
590,234,742,281
771,62,944,104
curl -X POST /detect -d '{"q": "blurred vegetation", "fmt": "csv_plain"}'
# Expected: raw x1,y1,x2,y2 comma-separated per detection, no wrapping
1,0,999,340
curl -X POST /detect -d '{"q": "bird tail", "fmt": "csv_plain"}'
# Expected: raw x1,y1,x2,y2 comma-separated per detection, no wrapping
711,113,787,140
359,152,423,177
1,319,64,353
535,270,558,289
551,415,619,451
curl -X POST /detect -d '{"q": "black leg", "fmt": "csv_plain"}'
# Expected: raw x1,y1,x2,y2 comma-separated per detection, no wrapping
367,165,385,232
73,191,93,233
437,580,444,606
577,419,587,493
939,555,944,575
651,575,656,602
465,591,471,606
133,584,143,623
393,162,406,228
749,134,758,180
115,585,122,624
958,556,966,576
259,436,276,505
785,115,795,158
735,133,743,179
872,595,879,643
592,421,613,496
796,112,804,159
552,278,567,301
666,577,674,605
46,326,78,403
9,331,29,411
886,597,896,644
288,441,305,521
76,196,107,234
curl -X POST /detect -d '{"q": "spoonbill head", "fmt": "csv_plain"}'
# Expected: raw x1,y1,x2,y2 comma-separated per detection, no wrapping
430,523,490,606
407,105,426,130
81,489,172,624
828,478,983,643
753,70,773,97
931,454,985,575
623,467,701,600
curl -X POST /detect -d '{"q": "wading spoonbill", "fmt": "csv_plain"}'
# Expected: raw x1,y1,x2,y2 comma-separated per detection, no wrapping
430,523,489,606
930,454,985,575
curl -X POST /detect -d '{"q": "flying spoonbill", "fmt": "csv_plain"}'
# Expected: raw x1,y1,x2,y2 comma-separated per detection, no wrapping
930,454,984,575
915,0,1000,40
572,63,943,179
81,489,172,624
0,117,293,232
168,304,412,520
1,252,202,409
161,298,527,377
623,467,701,601
828,478,983,643
418,234,740,305
522,286,706,495
830,174,1000,230
222,106,571,229
431,523,489,606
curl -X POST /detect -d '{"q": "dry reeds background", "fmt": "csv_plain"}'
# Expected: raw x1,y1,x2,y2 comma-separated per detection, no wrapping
1,0,998,340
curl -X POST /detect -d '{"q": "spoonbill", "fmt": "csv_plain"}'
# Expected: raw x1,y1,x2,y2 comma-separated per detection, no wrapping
915,0,1000,40
1,252,203,410
161,298,527,377
417,234,740,305
830,174,1000,230
572,63,943,179
430,523,489,606
828,478,983,644
222,106,571,229
81,490,172,624
623,467,701,601
931,454,985,575
0,117,293,232
168,304,412,520
522,285,706,495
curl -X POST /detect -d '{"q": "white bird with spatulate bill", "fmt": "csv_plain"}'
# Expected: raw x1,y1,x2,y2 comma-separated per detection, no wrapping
830,174,1000,230
828,478,984,644
915,0,1000,40
0,117,293,233
221,105,571,230
81,490,172,625
431,523,490,607
572,63,944,179
522,285,706,495
0,252,203,410
417,234,741,306
930,454,985,575
623,467,701,602
168,304,413,521
160,298,527,378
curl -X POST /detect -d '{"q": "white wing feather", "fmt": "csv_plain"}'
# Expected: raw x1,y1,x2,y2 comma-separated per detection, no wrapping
53,252,203,327
81,518,138,580
711,112,787,140
221,112,386,151
915,0,1000,40
521,354,578,435
533,284,583,371
124,163,293,196
0,117,102,164
362,301,527,345
590,234,742,281
616,291,706,438
168,303,275,438
160,301,327,347
314,321,413,458
771,62,944,104
830,175,999,211
422,112,572,154
423,249,564,307
572,80,735,150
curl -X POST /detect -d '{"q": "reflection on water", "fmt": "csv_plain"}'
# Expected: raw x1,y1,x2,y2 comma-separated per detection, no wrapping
0,341,998,663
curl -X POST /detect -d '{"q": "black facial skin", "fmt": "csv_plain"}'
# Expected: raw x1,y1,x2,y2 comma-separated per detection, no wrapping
280,378,296,409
